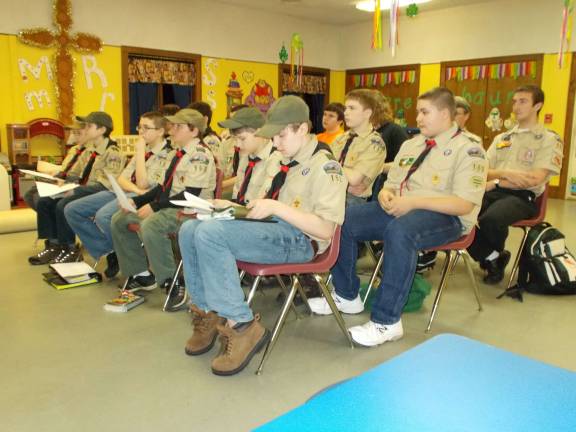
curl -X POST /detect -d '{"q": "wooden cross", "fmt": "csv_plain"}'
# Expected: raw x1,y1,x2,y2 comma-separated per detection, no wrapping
18,0,102,123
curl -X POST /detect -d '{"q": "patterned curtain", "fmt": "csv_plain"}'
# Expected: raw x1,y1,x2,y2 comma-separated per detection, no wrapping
128,57,196,85
282,73,326,94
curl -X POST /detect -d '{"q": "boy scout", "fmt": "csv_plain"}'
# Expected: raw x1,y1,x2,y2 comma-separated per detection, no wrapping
177,96,347,376
111,109,216,292
309,88,487,347
64,112,171,278
188,101,223,167
29,112,125,265
331,89,387,206
454,96,481,142
467,85,563,284
217,107,281,204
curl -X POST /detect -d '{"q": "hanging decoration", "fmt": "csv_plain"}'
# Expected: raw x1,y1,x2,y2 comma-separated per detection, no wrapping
372,0,383,50
17,0,102,124
558,0,575,68
406,3,419,17
445,61,537,82
350,70,417,88
290,33,304,87
389,0,400,57
279,43,288,64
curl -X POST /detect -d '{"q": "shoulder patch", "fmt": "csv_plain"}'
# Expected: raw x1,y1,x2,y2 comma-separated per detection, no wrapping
467,147,485,159
462,132,480,144
190,152,210,164
370,136,386,152
322,160,343,175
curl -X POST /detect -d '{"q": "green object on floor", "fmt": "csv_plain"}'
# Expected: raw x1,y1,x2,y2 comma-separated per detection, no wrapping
359,274,432,313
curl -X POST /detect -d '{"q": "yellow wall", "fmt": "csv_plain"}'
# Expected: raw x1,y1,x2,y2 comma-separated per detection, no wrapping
419,63,441,94
329,70,346,103
201,57,279,133
0,34,123,155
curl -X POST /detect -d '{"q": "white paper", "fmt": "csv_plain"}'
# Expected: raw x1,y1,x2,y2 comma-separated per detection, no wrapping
170,191,214,214
20,169,57,181
105,171,137,213
36,181,78,197
50,262,96,278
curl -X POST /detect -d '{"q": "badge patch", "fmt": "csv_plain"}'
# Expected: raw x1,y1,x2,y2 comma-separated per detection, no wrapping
467,147,485,159
443,149,452,156
472,162,486,173
470,175,484,188
322,161,343,175
519,149,535,163
191,153,210,165
301,168,310,176
370,137,386,152
399,157,416,167
292,197,301,208
552,154,562,168
496,140,511,149
431,174,441,186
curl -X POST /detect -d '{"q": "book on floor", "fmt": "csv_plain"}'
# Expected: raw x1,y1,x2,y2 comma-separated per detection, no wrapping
103,291,146,312
49,262,97,282
42,271,102,290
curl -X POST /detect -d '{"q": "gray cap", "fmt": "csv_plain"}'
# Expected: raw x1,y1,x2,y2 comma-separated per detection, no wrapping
165,109,206,134
256,96,309,138
76,111,113,130
455,96,472,113
218,107,265,130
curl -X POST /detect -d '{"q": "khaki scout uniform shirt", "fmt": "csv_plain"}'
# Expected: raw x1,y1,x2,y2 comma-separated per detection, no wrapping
256,136,348,253
120,140,171,188
221,135,238,179
59,144,85,172
232,141,282,203
67,138,125,190
384,125,488,234
331,129,386,198
487,124,563,197
203,133,224,170
168,138,217,200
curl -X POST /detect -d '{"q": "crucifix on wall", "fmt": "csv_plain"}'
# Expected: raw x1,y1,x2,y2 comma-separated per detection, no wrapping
18,0,102,123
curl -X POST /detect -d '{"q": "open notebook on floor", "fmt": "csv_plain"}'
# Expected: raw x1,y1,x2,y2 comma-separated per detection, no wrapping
43,262,102,290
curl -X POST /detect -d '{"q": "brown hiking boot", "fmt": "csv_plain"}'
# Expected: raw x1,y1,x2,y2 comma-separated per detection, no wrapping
211,315,271,376
184,305,225,356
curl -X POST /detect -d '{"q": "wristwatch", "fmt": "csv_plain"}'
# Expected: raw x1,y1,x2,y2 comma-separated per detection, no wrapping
493,179,500,188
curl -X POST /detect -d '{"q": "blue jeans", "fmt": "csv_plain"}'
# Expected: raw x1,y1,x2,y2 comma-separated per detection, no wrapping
331,201,463,325
178,218,315,323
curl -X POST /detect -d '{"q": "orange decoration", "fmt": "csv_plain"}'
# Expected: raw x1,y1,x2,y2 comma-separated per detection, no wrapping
18,0,102,123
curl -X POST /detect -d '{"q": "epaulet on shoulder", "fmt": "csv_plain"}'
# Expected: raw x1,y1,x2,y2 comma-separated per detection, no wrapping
461,131,481,145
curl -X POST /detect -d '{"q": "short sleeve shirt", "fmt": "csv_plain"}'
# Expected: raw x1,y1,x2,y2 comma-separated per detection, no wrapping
168,139,217,200
120,140,172,188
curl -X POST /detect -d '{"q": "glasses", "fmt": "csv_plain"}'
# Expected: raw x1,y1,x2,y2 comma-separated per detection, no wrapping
136,125,160,132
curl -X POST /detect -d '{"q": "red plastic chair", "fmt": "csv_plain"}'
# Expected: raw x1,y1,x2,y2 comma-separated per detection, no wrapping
236,226,353,375
506,186,549,290
364,228,482,333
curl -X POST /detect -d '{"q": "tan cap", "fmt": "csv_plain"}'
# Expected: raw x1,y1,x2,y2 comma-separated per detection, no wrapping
165,109,207,134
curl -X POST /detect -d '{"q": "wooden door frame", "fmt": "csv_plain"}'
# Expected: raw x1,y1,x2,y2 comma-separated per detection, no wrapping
557,52,576,199
277,64,330,102
345,63,421,94
121,46,202,134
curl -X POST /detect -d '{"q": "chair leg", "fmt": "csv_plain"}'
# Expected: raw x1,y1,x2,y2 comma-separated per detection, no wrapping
163,259,184,312
364,250,384,304
239,270,246,283
365,241,378,266
313,274,354,348
506,227,529,290
256,276,299,375
426,250,458,333
461,251,482,311
276,275,300,319
293,276,312,314
246,276,261,305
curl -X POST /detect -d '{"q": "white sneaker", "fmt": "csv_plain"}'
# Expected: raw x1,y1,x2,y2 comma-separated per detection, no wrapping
348,320,404,347
308,291,364,315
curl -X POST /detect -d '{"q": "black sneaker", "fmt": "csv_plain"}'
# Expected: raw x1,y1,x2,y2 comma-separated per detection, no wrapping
417,251,437,273
483,250,511,285
50,246,83,264
104,252,119,279
29,245,63,265
164,279,188,312
125,274,157,292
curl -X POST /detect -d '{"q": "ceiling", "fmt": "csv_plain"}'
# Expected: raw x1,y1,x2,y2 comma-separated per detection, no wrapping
213,0,500,25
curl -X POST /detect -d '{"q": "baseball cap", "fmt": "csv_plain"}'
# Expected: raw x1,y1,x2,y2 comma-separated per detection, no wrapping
256,96,310,138
218,107,265,130
75,111,113,130
165,109,206,134
454,96,472,113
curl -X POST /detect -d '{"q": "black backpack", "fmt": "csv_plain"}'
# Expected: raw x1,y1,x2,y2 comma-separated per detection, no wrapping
506,222,576,299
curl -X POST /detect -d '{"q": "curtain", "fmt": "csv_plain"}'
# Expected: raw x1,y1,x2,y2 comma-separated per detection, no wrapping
304,93,325,134
129,82,159,134
162,84,194,109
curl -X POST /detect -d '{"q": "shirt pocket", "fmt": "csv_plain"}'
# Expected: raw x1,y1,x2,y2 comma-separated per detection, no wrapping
425,157,453,191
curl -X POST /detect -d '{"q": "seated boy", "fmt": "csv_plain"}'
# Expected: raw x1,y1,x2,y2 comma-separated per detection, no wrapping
178,96,347,376
64,112,171,278
308,88,487,347
331,89,387,206
316,102,345,145
110,109,216,291
29,112,125,264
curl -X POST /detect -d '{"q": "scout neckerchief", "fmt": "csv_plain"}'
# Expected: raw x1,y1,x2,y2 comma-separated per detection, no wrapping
130,151,153,184
156,149,186,202
399,129,462,196
236,156,262,205
338,131,358,165
60,147,86,179
232,146,240,176
79,151,98,185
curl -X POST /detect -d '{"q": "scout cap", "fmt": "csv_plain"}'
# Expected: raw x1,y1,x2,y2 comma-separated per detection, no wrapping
64,120,85,130
165,109,206,134
76,111,113,130
454,96,472,113
218,107,265,130
256,96,310,138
